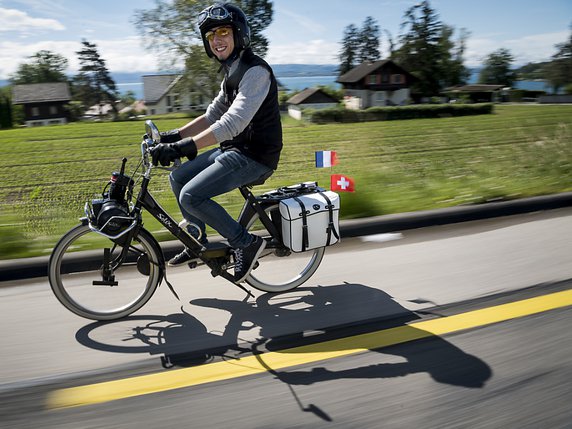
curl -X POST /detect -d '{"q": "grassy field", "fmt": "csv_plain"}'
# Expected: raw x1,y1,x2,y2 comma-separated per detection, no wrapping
1,104,571,260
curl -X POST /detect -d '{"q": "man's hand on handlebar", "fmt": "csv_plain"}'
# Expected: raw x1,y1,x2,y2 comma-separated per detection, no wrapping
149,138,198,167
159,129,183,143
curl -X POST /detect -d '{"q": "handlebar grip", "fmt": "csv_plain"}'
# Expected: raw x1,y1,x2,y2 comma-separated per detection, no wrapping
158,158,181,172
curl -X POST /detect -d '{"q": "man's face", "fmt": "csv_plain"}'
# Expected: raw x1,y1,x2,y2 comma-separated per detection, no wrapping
206,25,235,61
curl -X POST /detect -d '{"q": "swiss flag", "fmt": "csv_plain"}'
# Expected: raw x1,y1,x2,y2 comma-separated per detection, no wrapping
331,174,355,192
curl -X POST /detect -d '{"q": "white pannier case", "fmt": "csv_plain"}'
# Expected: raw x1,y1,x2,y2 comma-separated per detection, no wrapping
279,190,340,252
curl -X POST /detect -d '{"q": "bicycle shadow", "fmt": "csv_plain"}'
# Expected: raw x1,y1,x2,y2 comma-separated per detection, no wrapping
75,308,245,368
75,282,492,385
192,283,492,389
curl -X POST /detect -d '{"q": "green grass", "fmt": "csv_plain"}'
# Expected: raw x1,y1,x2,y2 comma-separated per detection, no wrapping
1,104,571,260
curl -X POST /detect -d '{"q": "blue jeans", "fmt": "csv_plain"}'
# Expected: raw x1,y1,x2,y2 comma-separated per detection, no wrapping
169,148,272,248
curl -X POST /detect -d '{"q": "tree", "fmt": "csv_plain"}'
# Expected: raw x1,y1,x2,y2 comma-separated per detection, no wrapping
239,0,273,58
546,23,572,93
338,17,381,76
9,50,68,85
338,23,360,75
438,25,470,88
358,16,381,63
384,29,396,59
74,39,119,118
133,0,274,96
119,91,137,106
134,0,273,58
0,88,13,128
478,48,516,87
515,62,550,80
393,1,471,96
394,0,443,96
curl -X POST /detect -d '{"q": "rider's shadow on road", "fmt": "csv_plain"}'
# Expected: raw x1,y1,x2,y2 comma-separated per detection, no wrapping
76,282,491,388
191,282,492,389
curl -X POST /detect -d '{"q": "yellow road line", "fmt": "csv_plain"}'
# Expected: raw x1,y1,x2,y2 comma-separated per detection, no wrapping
47,289,572,409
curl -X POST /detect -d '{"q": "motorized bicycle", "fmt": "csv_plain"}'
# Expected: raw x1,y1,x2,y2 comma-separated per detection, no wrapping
48,120,335,321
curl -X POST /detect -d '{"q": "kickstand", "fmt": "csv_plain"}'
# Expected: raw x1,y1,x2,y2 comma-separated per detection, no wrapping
220,271,254,299
162,268,180,301
234,282,255,299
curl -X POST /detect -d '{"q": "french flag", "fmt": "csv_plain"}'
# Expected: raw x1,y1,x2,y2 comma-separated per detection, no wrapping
315,151,338,168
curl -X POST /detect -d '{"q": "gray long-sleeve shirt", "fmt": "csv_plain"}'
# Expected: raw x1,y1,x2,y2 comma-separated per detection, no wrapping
205,58,271,144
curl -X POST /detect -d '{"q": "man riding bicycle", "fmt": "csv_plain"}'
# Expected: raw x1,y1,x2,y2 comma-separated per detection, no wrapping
150,3,283,283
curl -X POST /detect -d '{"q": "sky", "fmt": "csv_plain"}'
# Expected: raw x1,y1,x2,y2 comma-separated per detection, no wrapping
0,0,570,79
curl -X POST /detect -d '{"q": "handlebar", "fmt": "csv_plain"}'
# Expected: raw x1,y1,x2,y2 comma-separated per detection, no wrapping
141,120,182,172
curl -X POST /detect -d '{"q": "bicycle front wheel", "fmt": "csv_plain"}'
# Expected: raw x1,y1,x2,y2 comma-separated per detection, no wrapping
244,204,325,293
48,224,163,321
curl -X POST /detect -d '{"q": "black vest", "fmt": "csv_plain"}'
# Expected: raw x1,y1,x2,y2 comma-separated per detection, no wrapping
220,49,283,170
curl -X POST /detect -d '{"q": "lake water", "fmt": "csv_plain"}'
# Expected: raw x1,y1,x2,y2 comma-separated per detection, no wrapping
276,74,554,92
118,73,556,98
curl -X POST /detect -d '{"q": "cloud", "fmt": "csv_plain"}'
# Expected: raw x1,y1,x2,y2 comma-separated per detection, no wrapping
93,37,175,73
5,0,70,17
465,30,568,67
0,7,65,32
267,39,339,64
0,39,74,78
279,9,327,35
0,37,161,79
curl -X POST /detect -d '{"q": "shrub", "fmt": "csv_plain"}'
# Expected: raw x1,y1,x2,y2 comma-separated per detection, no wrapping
509,89,546,102
308,104,494,124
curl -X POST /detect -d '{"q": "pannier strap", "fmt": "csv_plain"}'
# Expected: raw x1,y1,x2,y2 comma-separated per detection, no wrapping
318,192,340,246
293,196,310,252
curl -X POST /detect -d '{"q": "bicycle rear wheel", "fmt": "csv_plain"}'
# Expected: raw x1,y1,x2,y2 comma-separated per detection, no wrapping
48,224,163,321
244,204,324,292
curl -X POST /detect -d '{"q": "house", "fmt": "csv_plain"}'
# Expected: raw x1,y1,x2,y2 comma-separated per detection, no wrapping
143,74,208,115
337,60,417,109
443,84,506,103
12,82,71,127
83,103,115,119
286,87,339,120
119,100,146,116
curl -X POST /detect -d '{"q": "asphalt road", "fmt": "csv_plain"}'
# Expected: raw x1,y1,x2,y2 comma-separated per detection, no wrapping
10,304,570,429
1,207,571,428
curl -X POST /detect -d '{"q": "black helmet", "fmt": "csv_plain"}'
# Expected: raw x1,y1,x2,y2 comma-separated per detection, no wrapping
198,3,251,59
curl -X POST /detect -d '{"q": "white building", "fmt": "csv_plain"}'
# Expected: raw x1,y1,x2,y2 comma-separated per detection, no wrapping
143,74,208,115
286,87,339,120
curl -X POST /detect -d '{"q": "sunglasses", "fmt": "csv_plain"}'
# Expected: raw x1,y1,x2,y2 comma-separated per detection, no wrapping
205,26,232,41
198,5,231,27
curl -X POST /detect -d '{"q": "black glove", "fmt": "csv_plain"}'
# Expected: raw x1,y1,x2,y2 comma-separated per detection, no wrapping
159,129,182,143
150,138,198,167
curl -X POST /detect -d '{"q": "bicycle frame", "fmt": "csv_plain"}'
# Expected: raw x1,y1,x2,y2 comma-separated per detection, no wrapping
119,140,282,284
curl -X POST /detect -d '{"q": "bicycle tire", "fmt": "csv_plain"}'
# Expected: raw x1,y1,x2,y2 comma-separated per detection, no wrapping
48,224,163,321
244,204,325,292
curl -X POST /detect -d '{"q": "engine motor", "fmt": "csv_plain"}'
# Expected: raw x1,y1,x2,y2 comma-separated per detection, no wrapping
89,158,135,236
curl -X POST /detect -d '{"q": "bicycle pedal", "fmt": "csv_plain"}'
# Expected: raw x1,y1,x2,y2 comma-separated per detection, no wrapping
187,260,198,269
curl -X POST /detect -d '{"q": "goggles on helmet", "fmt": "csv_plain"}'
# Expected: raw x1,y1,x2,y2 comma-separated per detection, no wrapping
198,5,231,27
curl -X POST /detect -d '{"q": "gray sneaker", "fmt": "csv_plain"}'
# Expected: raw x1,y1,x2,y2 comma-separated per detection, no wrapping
233,236,266,283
